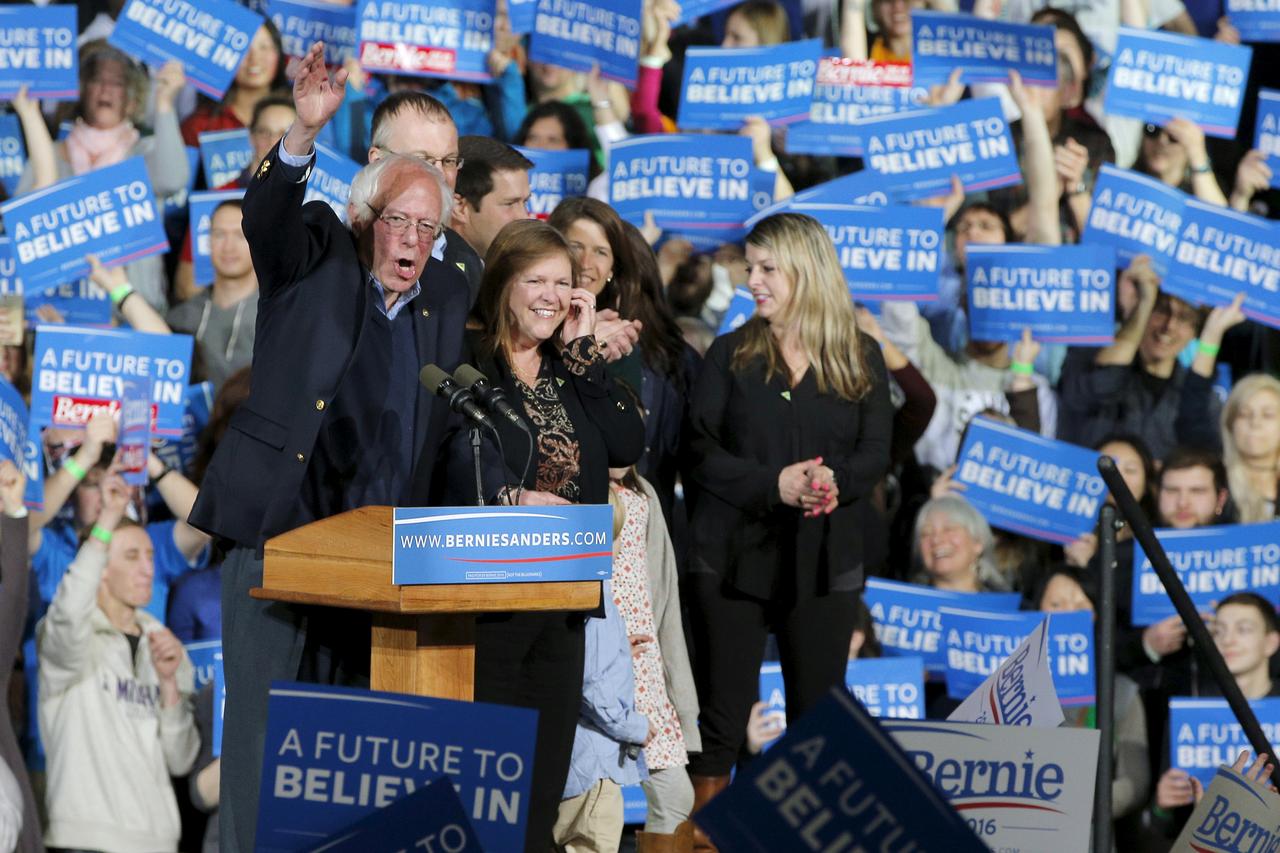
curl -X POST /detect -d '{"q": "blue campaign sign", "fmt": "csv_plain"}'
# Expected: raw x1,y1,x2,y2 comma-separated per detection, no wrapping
621,783,647,824
21,435,41,511
1166,198,1280,329
309,777,483,852
954,416,1105,544
1104,28,1252,138
198,129,252,188
1131,521,1280,625
212,651,225,756
1227,0,1280,43
256,682,537,852
516,146,590,219
392,505,613,584
860,97,1021,200
966,243,1116,344
1082,164,1187,278
118,377,151,485
509,0,537,33
674,0,738,24
24,280,112,327
268,0,357,69
696,687,986,853
786,59,926,158
863,578,1021,673
31,325,193,435
609,134,762,237
912,12,1057,87
0,378,26,466
110,0,263,99
529,0,642,85
303,143,360,222
154,381,213,475
189,190,246,288
1,157,170,296
940,608,1095,705
677,39,822,130
1170,698,1280,787
795,202,943,302
0,113,26,197
717,287,756,336
356,0,497,83
185,639,223,691
1256,90,1280,190
0,7,78,100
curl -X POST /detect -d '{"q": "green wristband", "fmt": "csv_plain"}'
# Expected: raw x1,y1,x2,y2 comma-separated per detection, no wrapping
1198,340,1221,357
1010,361,1035,376
89,524,113,545
109,283,133,305
62,457,87,481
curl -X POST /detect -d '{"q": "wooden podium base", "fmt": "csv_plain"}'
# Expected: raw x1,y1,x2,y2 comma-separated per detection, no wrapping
371,613,475,700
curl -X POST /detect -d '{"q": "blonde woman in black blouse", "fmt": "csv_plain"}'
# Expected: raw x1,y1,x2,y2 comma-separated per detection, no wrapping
683,213,893,829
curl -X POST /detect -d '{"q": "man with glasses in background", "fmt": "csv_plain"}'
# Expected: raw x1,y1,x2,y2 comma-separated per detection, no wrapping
189,44,502,852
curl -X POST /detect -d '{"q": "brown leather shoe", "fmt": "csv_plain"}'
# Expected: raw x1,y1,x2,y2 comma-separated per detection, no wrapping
689,774,730,852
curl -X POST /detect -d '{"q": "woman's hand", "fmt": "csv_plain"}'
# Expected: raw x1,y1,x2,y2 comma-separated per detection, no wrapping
745,701,786,754
0,459,25,516
779,456,829,510
1156,768,1196,809
1063,532,1097,568
1164,117,1211,172
153,60,186,114
930,464,966,500
516,489,571,506
594,308,641,361
803,462,838,516
1231,149,1272,211
561,287,598,345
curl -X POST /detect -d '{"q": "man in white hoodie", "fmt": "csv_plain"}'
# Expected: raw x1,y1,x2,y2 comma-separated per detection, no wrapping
37,471,199,853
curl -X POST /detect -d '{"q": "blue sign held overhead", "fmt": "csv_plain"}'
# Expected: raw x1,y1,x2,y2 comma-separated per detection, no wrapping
1,157,170,296
1082,164,1186,278
912,11,1057,87
517,146,590,219
786,59,926,158
392,505,613,584
256,682,537,853
0,7,79,100
1166,198,1280,330
356,0,497,82
0,378,26,466
303,143,360,222
1104,28,1252,138
118,377,151,485
677,39,822,130
954,416,1105,544
860,97,1022,200
528,0,642,85
673,0,738,24
966,243,1116,344
509,0,537,33
198,129,252,189
31,325,193,435
1226,0,1280,43
695,687,987,853
1131,521,1280,625
940,608,1095,705
0,113,26,197
268,0,357,69
863,577,1021,673
110,0,264,99
1256,89,1280,189
1170,698,1280,787
309,777,484,852
189,190,246,288
21,436,41,511
153,381,214,476
794,202,943,302
23,279,112,328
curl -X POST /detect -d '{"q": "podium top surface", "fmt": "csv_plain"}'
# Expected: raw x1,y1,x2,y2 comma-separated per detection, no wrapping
258,506,602,614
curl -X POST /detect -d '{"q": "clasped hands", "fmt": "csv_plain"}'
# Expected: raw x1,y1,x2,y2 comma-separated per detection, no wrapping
779,456,838,518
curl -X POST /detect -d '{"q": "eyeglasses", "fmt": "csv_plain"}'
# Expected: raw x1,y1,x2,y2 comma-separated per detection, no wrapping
372,146,464,171
377,211,441,240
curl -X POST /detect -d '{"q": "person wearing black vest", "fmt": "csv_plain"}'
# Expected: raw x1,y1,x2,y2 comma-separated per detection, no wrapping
188,46,499,852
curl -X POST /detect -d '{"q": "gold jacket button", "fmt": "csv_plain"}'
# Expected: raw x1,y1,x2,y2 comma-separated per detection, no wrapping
296,453,305,463
315,400,325,411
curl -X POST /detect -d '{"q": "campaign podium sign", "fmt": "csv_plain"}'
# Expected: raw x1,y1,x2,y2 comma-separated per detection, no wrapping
1131,521,1280,625
1104,28,1252,138
677,39,822,130
859,97,1021,200
1169,697,1280,787
256,682,536,852
356,0,497,82
110,0,263,99
885,720,1100,852
695,687,987,852
308,777,483,852
392,505,613,584
863,577,1020,673
0,7,78,100
912,12,1057,87
1,157,170,295
954,416,1105,544
1173,764,1280,852
966,243,1116,344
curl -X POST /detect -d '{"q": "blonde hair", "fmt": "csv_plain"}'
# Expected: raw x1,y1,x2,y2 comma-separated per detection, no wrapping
730,213,872,401
608,484,627,541
1221,373,1280,522
727,0,791,45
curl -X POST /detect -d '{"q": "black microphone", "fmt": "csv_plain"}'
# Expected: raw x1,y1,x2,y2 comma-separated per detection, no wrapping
454,364,529,432
419,364,496,432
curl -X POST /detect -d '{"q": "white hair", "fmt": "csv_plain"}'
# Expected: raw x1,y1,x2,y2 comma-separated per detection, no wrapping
347,153,454,235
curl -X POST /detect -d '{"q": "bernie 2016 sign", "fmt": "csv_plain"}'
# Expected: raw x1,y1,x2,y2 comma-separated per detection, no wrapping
357,0,497,82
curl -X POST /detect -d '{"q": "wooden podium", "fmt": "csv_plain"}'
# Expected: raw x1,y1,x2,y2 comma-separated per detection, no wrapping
251,506,601,701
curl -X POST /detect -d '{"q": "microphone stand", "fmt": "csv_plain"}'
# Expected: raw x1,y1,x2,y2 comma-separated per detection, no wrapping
470,426,484,507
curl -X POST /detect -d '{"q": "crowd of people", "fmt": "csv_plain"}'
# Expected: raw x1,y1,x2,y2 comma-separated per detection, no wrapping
0,0,1275,851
